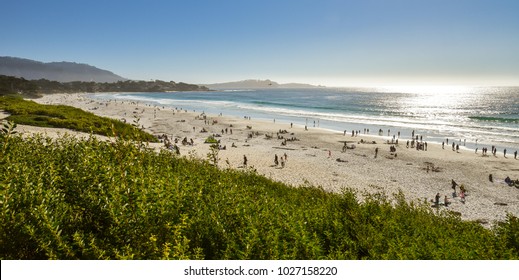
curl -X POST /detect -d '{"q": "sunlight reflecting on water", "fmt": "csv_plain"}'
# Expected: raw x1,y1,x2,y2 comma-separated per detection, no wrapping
374,86,488,122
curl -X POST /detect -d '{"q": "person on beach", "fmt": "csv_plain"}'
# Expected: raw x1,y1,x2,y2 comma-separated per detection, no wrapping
459,184,465,192
444,195,450,206
504,149,507,158
435,193,440,207
274,154,279,166
451,179,457,192
243,155,248,167
515,151,517,159
375,147,379,158
460,190,466,204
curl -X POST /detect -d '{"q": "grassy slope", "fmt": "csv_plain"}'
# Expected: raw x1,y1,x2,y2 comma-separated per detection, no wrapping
1,132,518,260
0,95,156,142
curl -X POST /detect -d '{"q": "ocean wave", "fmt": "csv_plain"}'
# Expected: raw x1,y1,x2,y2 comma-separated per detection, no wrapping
237,104,519,136
469,116,519,123
222,89,256,92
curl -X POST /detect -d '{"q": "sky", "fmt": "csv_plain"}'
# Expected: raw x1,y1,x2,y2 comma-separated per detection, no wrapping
2,0,519,87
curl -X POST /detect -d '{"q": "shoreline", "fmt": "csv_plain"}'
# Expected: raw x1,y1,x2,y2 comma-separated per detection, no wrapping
88,91,519,153
9,93,519,227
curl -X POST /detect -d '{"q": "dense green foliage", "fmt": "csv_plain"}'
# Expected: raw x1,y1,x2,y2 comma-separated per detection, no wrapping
1,128,518,260
0,96,156,142
0,75,209,96
0,76,40,98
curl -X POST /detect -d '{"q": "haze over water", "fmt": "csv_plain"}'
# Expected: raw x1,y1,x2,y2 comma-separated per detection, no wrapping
95,86,519,152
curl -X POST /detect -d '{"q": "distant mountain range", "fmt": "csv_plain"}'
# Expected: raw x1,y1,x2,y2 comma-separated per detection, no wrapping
0,56,126,83
202,79,322,90
1,57,322,90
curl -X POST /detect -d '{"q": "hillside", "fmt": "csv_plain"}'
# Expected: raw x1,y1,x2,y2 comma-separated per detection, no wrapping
1,131,518,259
0,56,126,83
0,75,209,96
202,79,321,90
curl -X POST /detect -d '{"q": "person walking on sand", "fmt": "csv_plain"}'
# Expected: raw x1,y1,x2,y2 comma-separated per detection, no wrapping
435,193,440,207
375,147,379,158
243,155,248,167
515,150,517,159
451,179,457,192
444,195,450,206
460,190,466,204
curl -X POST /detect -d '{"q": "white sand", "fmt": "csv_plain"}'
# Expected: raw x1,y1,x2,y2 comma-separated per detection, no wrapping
5,93,519,227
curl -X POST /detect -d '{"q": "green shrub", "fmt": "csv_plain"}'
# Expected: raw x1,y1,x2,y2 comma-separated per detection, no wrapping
204,135,218,144
0,133,517,259
0,95,156,142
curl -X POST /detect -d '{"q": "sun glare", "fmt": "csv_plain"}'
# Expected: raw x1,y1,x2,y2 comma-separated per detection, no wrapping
375,85,474,95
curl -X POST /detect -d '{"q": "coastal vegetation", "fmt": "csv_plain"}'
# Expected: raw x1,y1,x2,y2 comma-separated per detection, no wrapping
0,95,156,142
0,75,209,96
1,123,518,259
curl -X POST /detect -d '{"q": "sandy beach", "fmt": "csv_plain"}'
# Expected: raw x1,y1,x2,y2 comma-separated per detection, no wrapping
7,93,519,227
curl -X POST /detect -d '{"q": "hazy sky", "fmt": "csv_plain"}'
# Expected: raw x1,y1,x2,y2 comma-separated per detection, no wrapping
2,0,519,87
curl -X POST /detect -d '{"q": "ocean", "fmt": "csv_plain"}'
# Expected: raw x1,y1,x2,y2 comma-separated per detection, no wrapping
92,86,519,152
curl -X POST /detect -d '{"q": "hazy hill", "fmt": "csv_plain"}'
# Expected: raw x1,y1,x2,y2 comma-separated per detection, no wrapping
202,79,320,90
0,56,127,83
